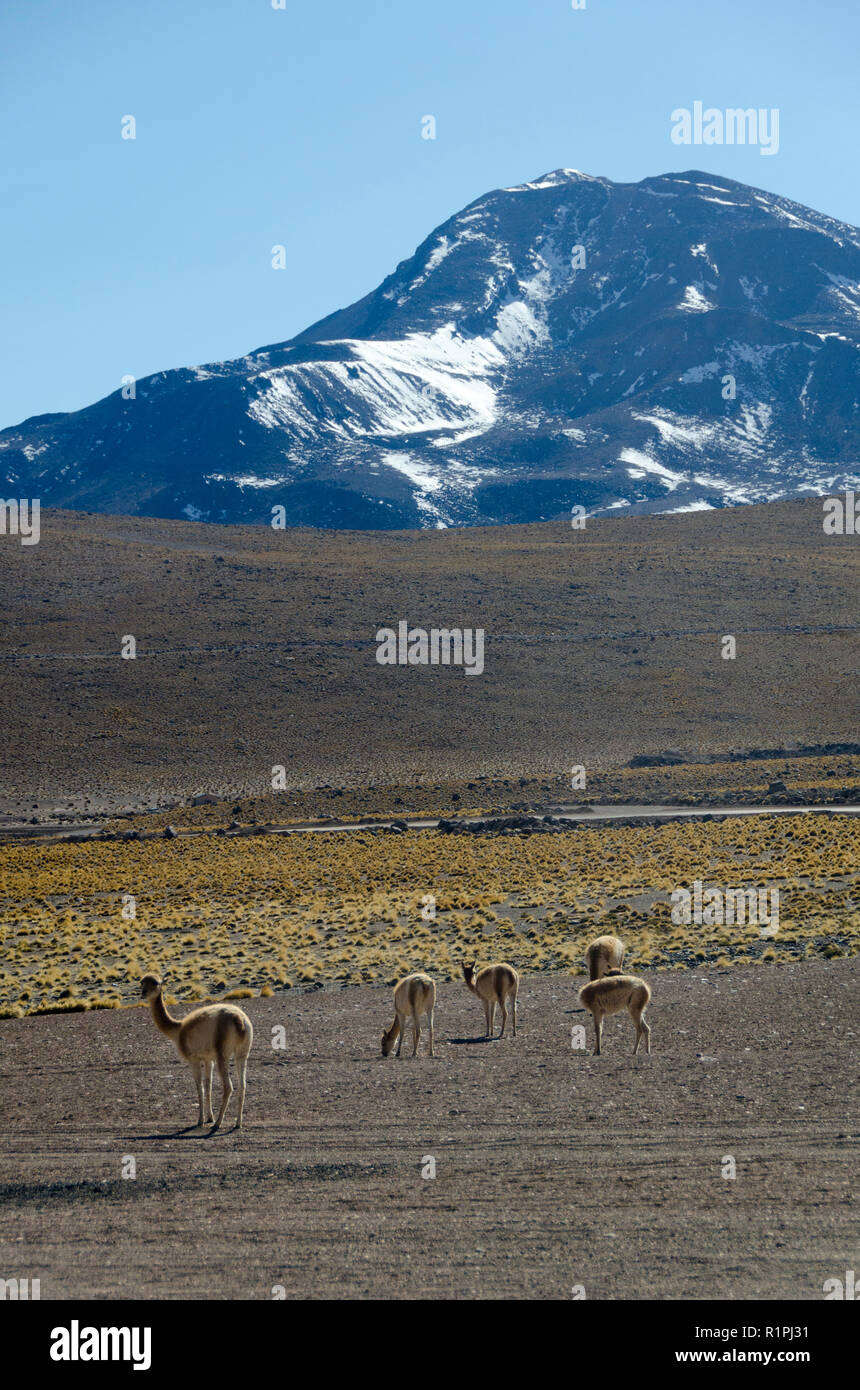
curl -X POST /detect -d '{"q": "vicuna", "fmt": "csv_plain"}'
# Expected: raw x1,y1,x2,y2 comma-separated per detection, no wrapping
381,973,436,1057
578,973,651,1055
140,975,253,1130
462,962,519,1038
585,934,625,980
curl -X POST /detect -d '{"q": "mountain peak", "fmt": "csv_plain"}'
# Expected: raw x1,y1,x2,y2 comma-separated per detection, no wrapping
2,170,859,529
502,167,606,192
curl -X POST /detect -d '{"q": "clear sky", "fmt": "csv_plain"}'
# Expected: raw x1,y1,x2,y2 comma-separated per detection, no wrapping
1,0,857,428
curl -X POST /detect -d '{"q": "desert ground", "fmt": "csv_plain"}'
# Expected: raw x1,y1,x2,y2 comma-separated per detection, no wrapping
1,499,856,1302
0,497,857,820
0,959,855,1300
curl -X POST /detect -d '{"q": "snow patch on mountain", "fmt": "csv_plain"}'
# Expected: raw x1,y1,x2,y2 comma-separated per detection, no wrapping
620,448,685,491
636,413,712,447
503,168,602,193
679,361,721,383
205,473,282,489
492,300,548,354
248,325,502,444
382,452,503,527
678,284,714,313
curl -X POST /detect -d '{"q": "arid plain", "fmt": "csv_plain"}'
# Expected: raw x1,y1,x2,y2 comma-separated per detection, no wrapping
0,960,854,1300
0,496,857,818
0,498,857,1298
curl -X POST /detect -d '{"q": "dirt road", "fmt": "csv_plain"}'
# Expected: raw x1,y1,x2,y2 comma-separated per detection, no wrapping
3,802,859,848
0,959,855,1300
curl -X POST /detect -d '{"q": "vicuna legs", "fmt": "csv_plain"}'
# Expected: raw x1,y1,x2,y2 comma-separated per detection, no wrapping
394,1007,434,1057
630,1001,651,1055
204,1061,215,1123
194,1061,206,1126
235,1054,249,1127
498,995,508,1037
592,1010,604,1056
211,1057,234,1133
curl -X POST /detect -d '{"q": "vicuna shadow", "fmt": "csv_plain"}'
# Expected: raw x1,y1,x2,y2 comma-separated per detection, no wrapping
126,1125,214,1140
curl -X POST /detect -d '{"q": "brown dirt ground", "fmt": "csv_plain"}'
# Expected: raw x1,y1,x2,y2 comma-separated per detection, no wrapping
0,497,857,820
0,958,855,1300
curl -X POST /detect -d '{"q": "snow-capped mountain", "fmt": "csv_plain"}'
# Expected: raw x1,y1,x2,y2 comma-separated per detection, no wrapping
3,168,860,528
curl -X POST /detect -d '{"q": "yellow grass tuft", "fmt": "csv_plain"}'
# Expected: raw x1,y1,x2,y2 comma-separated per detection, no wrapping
0,812,857,1014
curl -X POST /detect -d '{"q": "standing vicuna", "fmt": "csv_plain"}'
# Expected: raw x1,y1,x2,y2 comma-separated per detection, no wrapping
381,973,436,1057
140,975,253,1131
585,934,626,980
578,973,651,1055
462,962,519,1038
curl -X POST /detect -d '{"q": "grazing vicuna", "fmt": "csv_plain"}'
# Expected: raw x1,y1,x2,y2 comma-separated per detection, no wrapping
578,973,651,1055
381,973,436,1057
462,962,519,1038
140,975,253,1131
585,934,625,980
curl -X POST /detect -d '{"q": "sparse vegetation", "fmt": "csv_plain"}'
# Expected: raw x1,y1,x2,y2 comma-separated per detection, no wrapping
0,812,857,1015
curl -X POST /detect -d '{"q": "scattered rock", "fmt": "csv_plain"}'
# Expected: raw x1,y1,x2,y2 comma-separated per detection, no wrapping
628,750,687,768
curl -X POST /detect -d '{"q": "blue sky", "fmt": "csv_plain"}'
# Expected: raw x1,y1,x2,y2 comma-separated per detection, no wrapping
1,0,857,428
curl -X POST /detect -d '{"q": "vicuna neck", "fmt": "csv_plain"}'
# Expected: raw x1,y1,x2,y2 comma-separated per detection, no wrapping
149,992,180,1040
